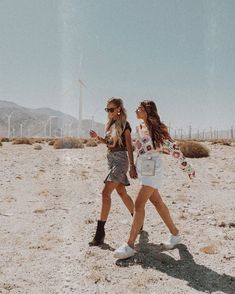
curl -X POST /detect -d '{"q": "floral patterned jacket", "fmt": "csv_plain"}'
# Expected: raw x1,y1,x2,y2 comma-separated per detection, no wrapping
134,123,195,179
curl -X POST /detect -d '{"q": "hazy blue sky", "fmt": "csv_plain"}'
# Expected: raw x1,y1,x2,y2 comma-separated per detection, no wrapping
0,0,234,132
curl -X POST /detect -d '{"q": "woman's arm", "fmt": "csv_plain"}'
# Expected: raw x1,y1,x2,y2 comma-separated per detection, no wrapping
162,139,195,179
124,129,138,179
96,136,107,144
90,130,106,144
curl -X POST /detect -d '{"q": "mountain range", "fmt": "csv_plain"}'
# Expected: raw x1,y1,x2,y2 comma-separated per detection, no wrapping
0,100,105,138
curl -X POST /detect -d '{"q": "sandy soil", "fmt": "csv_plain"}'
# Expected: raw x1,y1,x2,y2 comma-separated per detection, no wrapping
0,141,234,294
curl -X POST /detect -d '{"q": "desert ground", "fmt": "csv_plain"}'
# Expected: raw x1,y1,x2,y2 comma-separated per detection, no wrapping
0,141,234,294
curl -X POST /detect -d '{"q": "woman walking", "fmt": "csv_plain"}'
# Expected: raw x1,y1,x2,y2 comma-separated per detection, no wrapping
114,100,195,259
89,98,138,246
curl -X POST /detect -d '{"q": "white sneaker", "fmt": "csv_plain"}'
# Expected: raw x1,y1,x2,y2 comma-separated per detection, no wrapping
161,234,182,249
114,243,136,259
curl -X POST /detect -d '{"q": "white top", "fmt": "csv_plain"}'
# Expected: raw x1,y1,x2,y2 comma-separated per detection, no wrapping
134,123,195,177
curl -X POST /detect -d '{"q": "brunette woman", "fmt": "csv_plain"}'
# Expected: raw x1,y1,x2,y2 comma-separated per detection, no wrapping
114,100,195,259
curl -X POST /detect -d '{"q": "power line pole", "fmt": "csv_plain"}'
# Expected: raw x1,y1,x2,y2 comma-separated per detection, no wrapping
20,124,23,137
189,125,192,140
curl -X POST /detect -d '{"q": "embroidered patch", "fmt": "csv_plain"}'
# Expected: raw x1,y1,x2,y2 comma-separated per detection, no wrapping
172,151,181,158
139,148,145,155
146,145,152,151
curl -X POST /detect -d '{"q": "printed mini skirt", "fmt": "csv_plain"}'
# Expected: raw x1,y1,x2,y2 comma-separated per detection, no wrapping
104,151,130,186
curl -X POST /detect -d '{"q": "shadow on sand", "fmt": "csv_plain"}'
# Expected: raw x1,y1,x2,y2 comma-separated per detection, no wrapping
116,231,235,294
100,243,115,251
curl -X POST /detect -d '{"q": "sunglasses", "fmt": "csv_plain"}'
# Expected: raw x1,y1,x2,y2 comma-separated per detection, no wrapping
104,107,117,113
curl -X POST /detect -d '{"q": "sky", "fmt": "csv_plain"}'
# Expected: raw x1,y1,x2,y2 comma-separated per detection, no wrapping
0,0,234,133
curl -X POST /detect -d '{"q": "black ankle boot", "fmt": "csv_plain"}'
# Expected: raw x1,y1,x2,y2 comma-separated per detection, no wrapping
89,220,106,246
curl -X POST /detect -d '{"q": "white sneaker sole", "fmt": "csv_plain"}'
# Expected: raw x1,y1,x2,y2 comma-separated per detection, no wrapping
161,236,182,250
114,244,136,259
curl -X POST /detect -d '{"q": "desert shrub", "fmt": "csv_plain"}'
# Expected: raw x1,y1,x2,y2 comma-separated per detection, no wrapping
86,139,98,147
0,137,9,142
219,139,232,146
210,139,232,146
177,141,209,158
48,139,56,146
80,138,88,144
12,138,32,145
31,138,45,144
53,137,84,149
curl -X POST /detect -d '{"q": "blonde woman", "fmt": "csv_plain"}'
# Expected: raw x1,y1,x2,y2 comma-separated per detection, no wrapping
114,100,195,259
89,98,138,246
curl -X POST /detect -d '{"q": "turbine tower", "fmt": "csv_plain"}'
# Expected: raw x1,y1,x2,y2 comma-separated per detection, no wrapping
78,79,86,137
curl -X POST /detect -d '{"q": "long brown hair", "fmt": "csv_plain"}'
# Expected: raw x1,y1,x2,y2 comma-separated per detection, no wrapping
106,97,127,146
141,100,172,148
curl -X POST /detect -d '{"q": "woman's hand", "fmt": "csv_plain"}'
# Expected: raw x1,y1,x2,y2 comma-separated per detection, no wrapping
90,130,97,138
129,165,138,179
107,144,115,150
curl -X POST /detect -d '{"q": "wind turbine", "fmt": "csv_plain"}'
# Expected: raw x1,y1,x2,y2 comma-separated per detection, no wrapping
78,79,86,137
5,111,15,138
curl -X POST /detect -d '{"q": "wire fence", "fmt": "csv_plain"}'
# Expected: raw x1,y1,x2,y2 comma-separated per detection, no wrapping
168,125,234,141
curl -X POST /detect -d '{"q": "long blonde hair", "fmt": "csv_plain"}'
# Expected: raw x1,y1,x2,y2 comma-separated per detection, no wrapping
106,97,127,146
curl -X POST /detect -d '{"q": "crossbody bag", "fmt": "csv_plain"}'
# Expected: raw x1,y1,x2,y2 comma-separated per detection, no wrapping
140,155,156,176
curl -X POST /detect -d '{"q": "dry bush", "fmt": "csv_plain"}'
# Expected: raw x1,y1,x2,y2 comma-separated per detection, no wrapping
220,139,232,146
48,139,56,146
0,137,9,142
177,140,209,158
86,138,98,147
0,142,2,147
53,137,84,149
210,140,220,145
210,139,232,146
80,138,88,144
12,138,32,145
31,138,45,144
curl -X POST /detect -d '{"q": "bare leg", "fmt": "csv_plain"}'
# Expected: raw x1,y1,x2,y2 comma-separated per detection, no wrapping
149,189,179,236
100,181,120,221
127,185,155,248
89,181,121,246
116,184,134,214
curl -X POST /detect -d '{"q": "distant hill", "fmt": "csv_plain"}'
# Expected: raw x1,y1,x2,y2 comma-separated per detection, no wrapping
0,100,105,137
